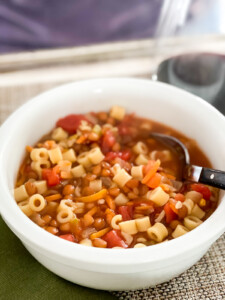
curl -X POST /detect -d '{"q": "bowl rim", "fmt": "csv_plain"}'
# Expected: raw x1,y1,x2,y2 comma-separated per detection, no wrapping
0,77,225,273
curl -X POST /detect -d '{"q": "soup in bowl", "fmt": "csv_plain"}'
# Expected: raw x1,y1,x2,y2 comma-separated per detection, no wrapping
0,78,225,290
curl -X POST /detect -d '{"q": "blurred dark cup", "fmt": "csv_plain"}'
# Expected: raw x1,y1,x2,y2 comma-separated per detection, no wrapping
157,53,225,114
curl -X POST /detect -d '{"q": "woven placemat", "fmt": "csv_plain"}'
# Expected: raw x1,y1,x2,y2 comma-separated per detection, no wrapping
113,233,225,299
1,85,225,300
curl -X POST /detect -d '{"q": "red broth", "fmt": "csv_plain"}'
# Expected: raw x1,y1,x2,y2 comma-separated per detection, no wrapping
14,106,218,248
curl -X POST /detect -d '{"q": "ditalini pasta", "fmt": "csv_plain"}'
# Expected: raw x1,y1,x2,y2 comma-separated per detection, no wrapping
14,106,219,248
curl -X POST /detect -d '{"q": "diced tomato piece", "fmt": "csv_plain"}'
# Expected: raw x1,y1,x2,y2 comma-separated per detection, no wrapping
56,114,90,134
104,149,132,162
101,130,116,153
191,183,211,200
120,149,132,161
146,173,162,189
164,202,177,223
118,206,133,221
59,234,76,242
118,125,131,136
118,114,134,136
104,152,118,161
42,168,60,186
102,230,128,248
168,199,179,214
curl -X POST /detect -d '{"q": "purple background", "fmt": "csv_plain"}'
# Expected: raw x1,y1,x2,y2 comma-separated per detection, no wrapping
0,0,161,53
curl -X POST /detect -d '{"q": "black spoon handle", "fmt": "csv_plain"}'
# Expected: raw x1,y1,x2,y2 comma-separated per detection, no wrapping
184,165,225,190
199,167,225,189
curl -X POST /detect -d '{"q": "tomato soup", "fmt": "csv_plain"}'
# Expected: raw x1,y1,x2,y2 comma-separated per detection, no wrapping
14,106,219,248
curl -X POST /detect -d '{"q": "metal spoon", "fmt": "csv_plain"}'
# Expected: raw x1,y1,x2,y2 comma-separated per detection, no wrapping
151,132,225,190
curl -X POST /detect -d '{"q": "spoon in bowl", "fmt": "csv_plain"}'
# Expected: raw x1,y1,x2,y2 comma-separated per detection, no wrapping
151,133,225,190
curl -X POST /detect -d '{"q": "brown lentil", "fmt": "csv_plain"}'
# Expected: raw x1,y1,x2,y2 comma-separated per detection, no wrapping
25,181,37,196
62,184,75,196
108,187,120,197
45,226,59,235
94,218,106,230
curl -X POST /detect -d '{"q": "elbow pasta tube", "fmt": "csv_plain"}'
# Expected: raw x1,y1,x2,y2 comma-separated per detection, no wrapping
58,160,72,172
172,224,189,238
71,164,86,178
110,105,125,120
110,164,121,176
62,149,76,162
135,154,149,165
89,180,102,192
114,193,129,206
79,238,93,247
111,214,122,230
183,199,194,215
113,169,131,188
51,127,68,141
191,204,205,219
133,142,148,155
31,160,51,177
73,202,85,214
57,209,74,224
48,147,63,164
131,165,143,180
30,148,49,161
121,231,133,246
33,180,47,194
135,216,151,232
29,194,46,212
184,216,203,230
147,223,168,242
119,220,138,235
14,185,29,202
57,199,76,212
18,200,33,217
185,191,202,203
150,150,171,162
88,147,105,164
77,152,92,168
147,187,169,206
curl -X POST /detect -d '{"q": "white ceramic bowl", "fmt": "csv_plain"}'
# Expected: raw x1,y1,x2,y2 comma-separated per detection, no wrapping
0,78,225,291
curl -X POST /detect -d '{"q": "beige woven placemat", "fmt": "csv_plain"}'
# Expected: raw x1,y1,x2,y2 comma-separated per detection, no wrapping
0,84,224,300
113,234,225,299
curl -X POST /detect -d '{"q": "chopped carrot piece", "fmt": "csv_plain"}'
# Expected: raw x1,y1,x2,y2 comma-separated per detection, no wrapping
53,165,60,174
75,189,108,202
26,145,33,153
105,195,116,210
43,140,56,149
76,135,87,144
159,184,170,193
146,173,162,188
90,227,110,240
85,206,97,216
126,179,139,188
105,208,115,224
45,193,62,202
142,160,160,184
